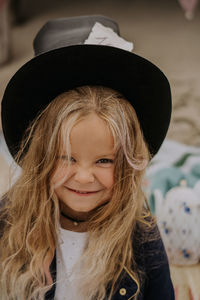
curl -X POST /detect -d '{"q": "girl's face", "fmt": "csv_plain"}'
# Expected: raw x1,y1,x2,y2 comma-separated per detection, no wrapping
51,113,115,218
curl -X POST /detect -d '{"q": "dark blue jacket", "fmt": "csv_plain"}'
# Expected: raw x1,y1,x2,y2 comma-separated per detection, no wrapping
45,226,175,300
0,198,174,299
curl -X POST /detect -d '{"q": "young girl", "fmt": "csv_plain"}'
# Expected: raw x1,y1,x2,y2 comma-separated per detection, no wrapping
0,16,174,300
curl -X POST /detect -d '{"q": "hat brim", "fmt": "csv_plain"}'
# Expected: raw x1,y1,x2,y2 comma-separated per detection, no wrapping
1,45,171,158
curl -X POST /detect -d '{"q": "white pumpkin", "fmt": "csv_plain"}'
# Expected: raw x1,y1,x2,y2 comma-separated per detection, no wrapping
154,180,200,265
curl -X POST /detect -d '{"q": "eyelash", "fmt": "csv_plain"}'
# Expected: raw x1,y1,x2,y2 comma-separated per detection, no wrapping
59,156,75,163
59,156,114,164
97,158,114,164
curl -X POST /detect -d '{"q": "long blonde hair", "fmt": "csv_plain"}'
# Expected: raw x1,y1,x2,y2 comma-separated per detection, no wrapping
0,86,154,300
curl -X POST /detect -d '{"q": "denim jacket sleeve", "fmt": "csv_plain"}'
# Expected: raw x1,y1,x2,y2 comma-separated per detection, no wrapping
135,224,175,300
141,232,175,299
109,224,175,300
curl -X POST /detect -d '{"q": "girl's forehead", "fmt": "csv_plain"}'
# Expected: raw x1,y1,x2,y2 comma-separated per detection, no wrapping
61,113,116,154
73,114,113,145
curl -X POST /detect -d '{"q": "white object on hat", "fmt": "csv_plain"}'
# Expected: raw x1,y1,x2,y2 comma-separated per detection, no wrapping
84,22,134,52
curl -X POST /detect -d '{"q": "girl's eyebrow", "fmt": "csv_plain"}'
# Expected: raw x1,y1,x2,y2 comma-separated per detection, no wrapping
70,153,116,158
96,153,115,157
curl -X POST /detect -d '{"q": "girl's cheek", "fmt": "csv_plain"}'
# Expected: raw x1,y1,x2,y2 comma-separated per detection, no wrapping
51,165,72,185
51,170,62,185
97,168,115,188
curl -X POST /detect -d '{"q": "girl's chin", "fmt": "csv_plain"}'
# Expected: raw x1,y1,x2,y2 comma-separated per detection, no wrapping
60,200,109,220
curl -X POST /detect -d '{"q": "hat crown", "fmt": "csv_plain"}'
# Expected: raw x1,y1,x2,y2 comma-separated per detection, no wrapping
33,15,120,56
2,15,171,160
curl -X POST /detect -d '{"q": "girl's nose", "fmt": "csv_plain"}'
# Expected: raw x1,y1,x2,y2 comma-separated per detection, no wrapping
73,167,95,184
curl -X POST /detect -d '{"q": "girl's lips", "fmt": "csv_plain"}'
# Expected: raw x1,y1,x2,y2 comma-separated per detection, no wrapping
66,187,100,196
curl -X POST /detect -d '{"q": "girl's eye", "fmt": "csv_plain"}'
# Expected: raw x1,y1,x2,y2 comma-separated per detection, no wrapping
59,156,76,163
97,158,114,164
70,157,76,163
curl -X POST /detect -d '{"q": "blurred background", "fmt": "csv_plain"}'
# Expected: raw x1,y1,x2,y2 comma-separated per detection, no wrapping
0,1,200,299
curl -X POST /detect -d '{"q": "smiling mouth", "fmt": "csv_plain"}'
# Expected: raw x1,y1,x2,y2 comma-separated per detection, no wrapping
66,187,100,195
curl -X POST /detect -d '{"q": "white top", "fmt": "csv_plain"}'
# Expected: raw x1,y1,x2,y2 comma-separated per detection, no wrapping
54,227,88,300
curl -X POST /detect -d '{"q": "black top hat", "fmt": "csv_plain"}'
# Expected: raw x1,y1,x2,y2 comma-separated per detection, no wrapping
1,15,171,159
